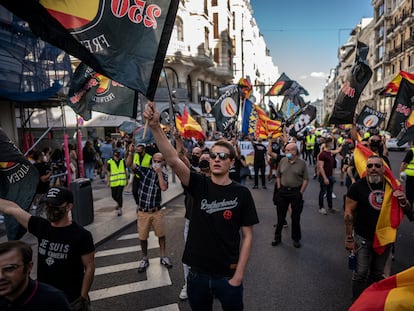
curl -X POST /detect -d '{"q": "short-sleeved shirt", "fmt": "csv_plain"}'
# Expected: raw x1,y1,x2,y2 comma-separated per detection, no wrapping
253,142,267,164
346,178,384,241
318,150,335,177
184,172,259,276
28,217,95,302
133,166,168,210
276,157,308,188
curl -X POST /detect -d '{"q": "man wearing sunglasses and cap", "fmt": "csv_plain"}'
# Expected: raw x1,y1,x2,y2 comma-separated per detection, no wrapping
0,187,95,311
143,102,259,311
344,155,412,300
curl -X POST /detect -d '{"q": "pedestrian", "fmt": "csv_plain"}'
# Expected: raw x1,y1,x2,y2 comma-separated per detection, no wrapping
100,137,113,180
344,155,413,300
143,101,259,311
317,137,341,215
107,150,127,216
272,143,308,248
0,187,95,310
125,149,172,273
305,131,316,165
399,146,414,207
130,143,152,205
0,240,72,310
82,140,97,181
249,136,267,189
32,150,52,213
68,143,78,181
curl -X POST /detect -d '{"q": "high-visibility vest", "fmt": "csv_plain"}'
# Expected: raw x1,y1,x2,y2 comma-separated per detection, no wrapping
337,136,344,145
306,135,316,150
108,159,127,187
133,153,152,178
404,148,414,177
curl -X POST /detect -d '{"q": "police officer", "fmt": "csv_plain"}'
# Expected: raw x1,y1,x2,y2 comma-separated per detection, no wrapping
399,146,414,206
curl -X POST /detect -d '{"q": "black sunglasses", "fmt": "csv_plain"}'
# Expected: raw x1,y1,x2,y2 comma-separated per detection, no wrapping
367,163,382,169
209,152,231,160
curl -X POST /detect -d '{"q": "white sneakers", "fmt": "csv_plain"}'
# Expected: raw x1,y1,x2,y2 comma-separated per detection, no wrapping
319,208,328,215
179,284,188,300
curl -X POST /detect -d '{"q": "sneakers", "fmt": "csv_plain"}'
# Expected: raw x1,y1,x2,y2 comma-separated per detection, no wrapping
137,258,149,273
329,207,340,213
124,191,132,195
252,185,258,189
332,192,337,199
293,240,301,248
116,207,122,216
283,220,288,228
262,186,267,190
271,236,281,246
160,256,173,268
179,284,188,300
319,208,328,215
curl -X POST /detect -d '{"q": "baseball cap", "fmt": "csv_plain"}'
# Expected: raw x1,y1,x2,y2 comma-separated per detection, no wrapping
41,187,74,206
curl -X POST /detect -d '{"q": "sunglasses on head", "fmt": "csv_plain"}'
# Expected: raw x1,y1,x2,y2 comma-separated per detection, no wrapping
367,163,382,169
209,152,230,160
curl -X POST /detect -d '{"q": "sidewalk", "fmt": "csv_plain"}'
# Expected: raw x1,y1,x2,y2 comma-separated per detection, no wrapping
0,171,184,245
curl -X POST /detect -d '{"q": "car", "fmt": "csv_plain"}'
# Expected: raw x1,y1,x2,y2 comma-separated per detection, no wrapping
385,137,409,151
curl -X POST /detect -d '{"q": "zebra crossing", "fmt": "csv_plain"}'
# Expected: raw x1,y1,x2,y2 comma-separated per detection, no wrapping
91,231,181,311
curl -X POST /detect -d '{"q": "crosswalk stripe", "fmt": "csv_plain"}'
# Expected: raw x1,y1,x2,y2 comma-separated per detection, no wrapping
143,304,180,311
95,260,139,276
96,232,158,258
89,258,172,301
118,233,138,240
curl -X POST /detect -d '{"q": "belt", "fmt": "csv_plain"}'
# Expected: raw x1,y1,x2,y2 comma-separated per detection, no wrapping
280,186,301,191
138,207,161,213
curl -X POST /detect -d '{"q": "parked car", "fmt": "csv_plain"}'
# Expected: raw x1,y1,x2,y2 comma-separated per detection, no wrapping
385,137,409,151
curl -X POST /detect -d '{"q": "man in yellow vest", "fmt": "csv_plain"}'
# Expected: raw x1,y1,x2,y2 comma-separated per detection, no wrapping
399,147,414,206
128,143,152,206
107,150,127,216
305,132,316,165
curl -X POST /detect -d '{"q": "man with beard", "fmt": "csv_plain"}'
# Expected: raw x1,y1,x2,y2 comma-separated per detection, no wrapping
344,155,412,300
0,187,95,310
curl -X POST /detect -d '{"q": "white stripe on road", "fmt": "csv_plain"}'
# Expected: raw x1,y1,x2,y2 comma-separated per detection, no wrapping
95,260,139,276
89,258,172,301
117,233,139,240
96,232,158,258
143,304,180,311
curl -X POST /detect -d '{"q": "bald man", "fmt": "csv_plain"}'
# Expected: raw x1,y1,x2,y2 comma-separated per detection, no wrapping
272,143,309,248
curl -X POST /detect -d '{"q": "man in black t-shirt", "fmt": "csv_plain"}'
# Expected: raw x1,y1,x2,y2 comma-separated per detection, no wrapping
250,136,267,189
0,188,95,311
344,155,412,300
144,102,259,311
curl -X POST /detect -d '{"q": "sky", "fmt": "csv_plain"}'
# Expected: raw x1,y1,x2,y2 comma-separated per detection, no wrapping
249,0,373,102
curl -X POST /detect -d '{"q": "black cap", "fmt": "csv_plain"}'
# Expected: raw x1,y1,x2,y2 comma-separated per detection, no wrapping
41,187,73,206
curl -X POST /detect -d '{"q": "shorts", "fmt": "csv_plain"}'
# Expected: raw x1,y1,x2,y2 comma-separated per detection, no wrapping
137,209,165,240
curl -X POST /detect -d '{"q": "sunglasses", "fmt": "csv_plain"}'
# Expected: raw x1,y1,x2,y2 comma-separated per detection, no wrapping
209,152,231,160
0,264,24,274
367,163,382,169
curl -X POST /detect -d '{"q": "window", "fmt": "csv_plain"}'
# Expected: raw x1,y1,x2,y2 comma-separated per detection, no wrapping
212,0,217,6
158,67,178,88
175,17,183,41
214,47,220,63
213,13,219,39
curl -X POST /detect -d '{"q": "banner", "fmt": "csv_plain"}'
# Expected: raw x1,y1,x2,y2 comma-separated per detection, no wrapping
356,105,387,130
211,85,240,133
241,98,253,135
290,105,317,136
379,70,414,97
67,63,136,120
0,128,39,240
386,76,414,145
328,61,372,124
265,72,292,96
1,0,179,100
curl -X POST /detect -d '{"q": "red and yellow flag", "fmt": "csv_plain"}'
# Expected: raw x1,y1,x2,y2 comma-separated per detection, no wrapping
353,143,404,254
253,105,282,138
175,109,206,140
350,266,414,311
379,70,414,96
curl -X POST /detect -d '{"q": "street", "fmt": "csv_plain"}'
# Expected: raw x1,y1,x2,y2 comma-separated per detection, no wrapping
89,150,414,311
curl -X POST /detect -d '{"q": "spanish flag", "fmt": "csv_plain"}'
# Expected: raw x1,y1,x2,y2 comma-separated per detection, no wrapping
175,109,206,141
353,143,404,254
379,70,414,96
349,266,414,311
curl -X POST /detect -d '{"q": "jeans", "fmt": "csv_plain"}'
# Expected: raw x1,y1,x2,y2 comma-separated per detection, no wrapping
318,175,334,209
84,162,95,180
187,270,243,311
352,234,391,300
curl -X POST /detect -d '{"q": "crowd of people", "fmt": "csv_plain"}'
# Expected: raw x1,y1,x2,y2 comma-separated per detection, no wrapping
1,103,414,310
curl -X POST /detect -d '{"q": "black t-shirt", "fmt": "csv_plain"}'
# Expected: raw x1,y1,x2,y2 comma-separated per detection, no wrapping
403,149,414,164
33,162,50,194
184,172,259,276
347,178,384,241
28,217,95,302
253,142,267,164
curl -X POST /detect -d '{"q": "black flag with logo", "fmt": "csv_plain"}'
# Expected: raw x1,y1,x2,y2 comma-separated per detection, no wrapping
1,0,179,100
0,129,39,240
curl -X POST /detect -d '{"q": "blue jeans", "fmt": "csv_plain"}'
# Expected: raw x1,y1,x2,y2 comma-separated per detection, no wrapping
187,270,244,311
352,234,391,299
318,175,334,209
84,162,95,180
